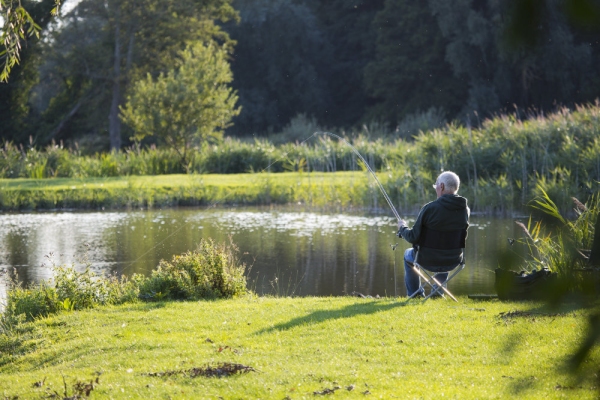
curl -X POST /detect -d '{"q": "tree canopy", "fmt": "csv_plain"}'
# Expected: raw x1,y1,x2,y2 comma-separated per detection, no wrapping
1,0,237,151
121,42,240,169
2,0,600,149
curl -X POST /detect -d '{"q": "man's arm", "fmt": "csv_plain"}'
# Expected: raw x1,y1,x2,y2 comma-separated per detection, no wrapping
396,206,427,244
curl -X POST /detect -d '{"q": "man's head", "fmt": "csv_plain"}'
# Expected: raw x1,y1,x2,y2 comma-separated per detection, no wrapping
433,171,460,198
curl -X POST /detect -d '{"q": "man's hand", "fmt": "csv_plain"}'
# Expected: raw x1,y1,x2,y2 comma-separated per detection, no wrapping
396,219,407,238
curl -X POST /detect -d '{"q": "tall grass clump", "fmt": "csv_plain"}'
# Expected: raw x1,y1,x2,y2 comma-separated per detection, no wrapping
1,239,247,324
138,238,247,300
2,281,60,321
200,138,276,173
512,186,600,295
2,265,139,323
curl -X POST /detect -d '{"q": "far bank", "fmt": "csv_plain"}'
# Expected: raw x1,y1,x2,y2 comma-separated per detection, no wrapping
0,171,555,215
0,172,416,213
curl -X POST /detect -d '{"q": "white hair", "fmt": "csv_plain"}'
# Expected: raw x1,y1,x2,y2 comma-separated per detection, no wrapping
437,171,460,193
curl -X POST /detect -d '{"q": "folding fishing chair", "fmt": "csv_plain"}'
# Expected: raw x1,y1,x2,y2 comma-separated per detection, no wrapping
406,227,467,302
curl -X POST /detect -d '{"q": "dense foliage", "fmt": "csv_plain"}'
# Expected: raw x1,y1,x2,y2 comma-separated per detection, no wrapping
138,238,247,301
0,0,61,81
121,42,240,170
1,104,599,214
3,0,600,149
511,189,600,293
0,0,238,150
1,238,247,322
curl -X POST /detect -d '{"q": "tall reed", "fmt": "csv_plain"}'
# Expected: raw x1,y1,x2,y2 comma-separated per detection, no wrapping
3,103,600,213
514,186,600,293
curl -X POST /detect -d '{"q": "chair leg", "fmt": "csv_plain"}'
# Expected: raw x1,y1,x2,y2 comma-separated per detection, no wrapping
407,287,425,299
411,265,459,302
427,273,449,298
423,281,446,300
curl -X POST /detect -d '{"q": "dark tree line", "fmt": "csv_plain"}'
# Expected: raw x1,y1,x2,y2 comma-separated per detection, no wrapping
0,0,237,151
1,0,600,149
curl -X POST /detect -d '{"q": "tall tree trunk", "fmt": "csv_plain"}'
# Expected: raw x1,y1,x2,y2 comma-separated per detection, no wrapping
126,28,135,71
48,100,83,140
109,13,122,151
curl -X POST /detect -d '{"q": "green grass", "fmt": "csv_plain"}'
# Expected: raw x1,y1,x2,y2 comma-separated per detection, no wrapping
0,172,375,211
1,296,598,399
0,173,264,190
3,102,600,214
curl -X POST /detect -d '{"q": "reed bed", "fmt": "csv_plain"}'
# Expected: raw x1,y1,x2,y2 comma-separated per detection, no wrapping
1,103,599,214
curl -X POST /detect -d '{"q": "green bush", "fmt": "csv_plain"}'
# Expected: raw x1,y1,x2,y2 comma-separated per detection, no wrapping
0,238,247,323
2,265,140,322
139,238,247,300
52,265,141,309
2,282,59,321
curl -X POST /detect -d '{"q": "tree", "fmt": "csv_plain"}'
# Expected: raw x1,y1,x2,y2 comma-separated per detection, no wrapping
224,0,332,135
429,0,595,119
0,0,60,144
25,0,237,151
364,0,466,126
304,0,385,128
120,43,240,169
0,0,60,82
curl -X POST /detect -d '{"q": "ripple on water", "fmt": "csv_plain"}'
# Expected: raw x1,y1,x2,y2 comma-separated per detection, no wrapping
194,212,396,237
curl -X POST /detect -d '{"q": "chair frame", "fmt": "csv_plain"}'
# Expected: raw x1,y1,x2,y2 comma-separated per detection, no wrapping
405,227,467,302
407,251,465,302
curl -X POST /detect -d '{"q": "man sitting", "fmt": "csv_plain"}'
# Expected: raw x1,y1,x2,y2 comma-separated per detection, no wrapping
396,171,470,297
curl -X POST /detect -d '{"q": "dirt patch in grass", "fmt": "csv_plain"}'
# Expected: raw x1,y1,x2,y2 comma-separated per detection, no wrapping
145,362,256,378
497,310,573,322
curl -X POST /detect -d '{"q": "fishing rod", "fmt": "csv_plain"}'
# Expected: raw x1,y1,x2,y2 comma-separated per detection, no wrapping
118,130,402,275
309,131,402,221
118,132,321,274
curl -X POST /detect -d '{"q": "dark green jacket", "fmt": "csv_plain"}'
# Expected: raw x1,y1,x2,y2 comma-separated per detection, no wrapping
398,194,470,268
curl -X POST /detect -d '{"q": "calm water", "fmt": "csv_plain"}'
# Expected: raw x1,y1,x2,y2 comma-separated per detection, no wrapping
0,207,528,300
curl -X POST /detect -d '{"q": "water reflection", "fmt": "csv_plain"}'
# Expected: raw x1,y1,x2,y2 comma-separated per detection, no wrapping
0,208,528,299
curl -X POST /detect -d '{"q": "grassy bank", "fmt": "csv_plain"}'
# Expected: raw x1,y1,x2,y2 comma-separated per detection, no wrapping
0,172,390,212
1,296,598,399
3,103,600,214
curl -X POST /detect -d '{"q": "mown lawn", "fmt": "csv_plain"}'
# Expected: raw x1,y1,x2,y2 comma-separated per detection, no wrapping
0,172,373,211
0,172,361,190
1,296,598,399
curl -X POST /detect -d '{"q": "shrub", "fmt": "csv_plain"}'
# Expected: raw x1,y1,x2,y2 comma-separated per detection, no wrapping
513,186,600,295
138,238,247,300
52,265,113,310
0,238,247,324
2,265,140,322
395,107,447,140
3,281,59,321
269,113,323,145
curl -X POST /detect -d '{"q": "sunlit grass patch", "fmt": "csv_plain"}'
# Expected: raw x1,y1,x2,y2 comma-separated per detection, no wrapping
0,297,598,399
0,171,373,211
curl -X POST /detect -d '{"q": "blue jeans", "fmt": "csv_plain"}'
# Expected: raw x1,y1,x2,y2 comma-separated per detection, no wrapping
404,248,449,297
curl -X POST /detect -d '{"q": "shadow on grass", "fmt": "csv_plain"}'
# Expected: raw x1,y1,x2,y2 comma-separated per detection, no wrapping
255,298,414,334
0,301,169,370
496,298,599,396
111,301,169,312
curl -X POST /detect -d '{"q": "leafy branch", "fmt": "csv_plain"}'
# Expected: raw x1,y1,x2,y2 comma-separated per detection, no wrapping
0,0,61,82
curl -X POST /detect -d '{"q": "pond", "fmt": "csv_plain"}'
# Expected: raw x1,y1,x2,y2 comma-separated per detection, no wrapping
0,207,530,300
